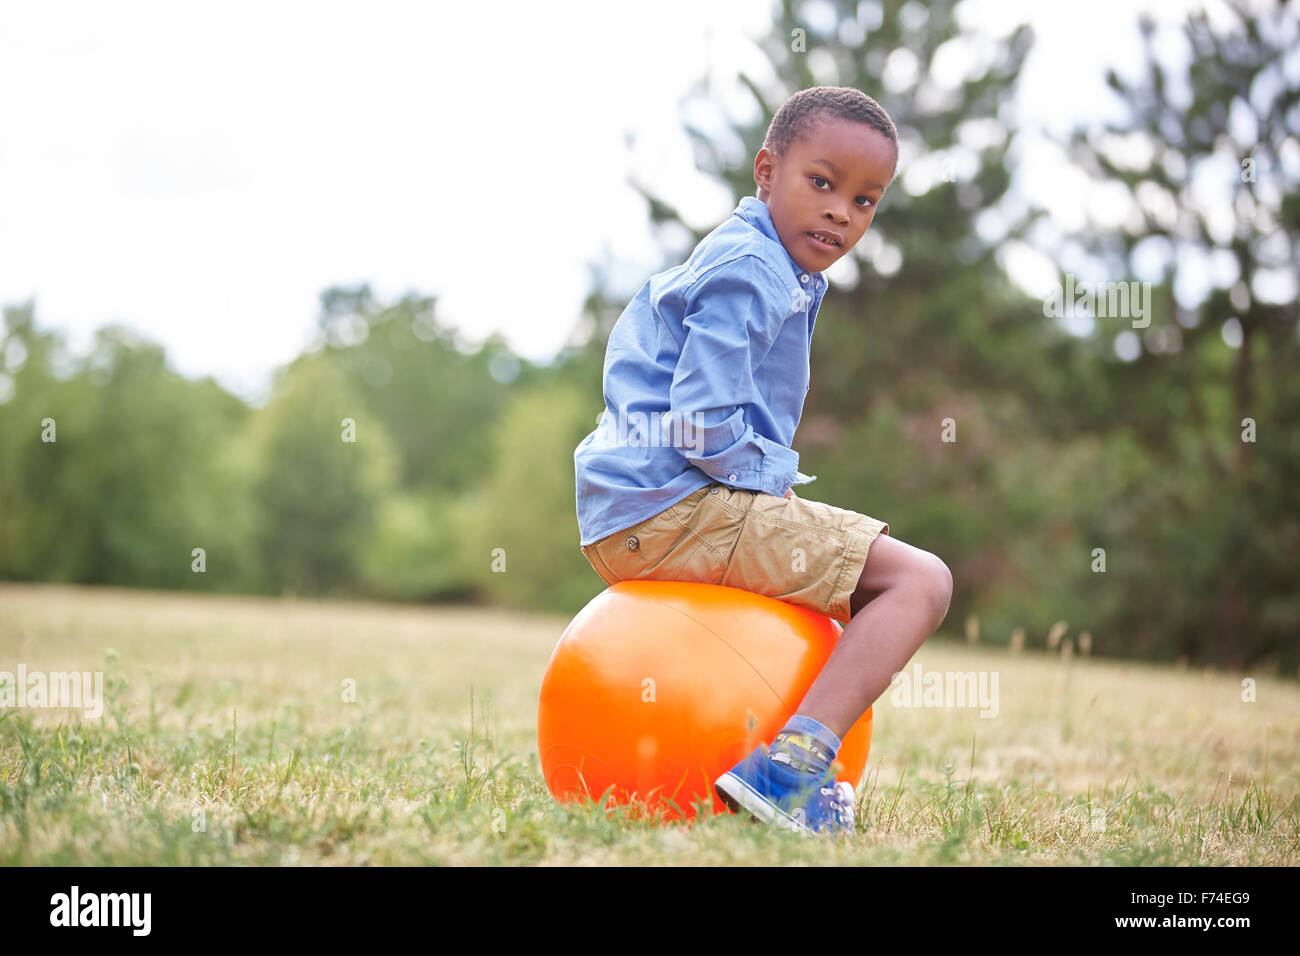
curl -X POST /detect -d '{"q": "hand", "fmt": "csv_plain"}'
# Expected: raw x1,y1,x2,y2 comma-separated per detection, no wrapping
784,487,797,500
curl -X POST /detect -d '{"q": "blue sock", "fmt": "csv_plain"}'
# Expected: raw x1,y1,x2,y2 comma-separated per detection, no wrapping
768,714,840,775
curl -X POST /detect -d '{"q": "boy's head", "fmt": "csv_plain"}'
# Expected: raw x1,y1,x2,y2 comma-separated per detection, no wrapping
753,86,899,274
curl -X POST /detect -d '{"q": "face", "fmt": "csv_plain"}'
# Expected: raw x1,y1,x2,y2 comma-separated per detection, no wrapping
754,116,897,274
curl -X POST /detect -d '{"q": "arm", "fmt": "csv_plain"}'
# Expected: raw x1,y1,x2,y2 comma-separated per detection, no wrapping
667,258,807,498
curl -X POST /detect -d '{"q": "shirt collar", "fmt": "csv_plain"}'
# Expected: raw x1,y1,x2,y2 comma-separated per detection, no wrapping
734,196,824,285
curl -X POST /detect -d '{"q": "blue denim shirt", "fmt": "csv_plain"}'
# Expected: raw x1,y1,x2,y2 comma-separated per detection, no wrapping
573,195,827,547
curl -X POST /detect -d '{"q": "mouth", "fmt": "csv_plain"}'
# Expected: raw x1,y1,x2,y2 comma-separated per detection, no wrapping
806,230,843,251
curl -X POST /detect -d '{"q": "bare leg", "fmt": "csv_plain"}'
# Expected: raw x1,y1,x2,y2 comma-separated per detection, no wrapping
793,534,953,739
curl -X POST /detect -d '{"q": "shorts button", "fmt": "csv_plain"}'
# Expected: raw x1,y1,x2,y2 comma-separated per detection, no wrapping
626,535,639,551
709,487,718,494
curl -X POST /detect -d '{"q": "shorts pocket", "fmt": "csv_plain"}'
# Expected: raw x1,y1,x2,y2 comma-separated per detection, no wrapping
595,490,724,583
671,485,745,584
595,507,692,581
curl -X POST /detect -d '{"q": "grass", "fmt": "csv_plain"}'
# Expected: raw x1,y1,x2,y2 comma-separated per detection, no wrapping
1,582,1297,865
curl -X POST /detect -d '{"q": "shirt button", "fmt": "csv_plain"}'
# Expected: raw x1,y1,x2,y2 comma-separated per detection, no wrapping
727,473,738,481
626,535,639,551
800,274,809,283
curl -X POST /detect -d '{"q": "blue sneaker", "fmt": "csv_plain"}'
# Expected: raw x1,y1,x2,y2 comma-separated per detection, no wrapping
714,745,856,835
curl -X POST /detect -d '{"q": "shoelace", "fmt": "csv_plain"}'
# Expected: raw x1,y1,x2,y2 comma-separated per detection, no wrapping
784,780,857,835
820,783,856,829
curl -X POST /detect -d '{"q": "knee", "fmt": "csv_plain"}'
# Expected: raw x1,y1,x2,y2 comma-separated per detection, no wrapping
917,553,953,629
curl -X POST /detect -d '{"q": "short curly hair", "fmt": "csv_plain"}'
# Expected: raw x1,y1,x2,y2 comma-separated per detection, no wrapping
762,85,899,179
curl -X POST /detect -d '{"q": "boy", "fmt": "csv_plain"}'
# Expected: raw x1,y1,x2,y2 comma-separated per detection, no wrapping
573,86,953,834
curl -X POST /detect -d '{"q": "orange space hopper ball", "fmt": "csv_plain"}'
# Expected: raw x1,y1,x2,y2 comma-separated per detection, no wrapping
536,580,873,822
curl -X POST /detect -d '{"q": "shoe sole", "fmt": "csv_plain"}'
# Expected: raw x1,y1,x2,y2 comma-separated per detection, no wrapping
714,772,809,834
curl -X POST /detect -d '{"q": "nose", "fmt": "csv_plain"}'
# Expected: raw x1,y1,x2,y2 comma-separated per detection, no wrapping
823,202,850,225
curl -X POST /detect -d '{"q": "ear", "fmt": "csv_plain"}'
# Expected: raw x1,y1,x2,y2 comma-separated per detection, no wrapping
753,147,776,194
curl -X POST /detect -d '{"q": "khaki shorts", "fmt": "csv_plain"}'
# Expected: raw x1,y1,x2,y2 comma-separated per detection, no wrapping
579,483,889,624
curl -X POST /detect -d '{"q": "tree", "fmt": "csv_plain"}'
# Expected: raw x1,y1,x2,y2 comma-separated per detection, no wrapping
1064,0,1299,668
562,0,1057,640
312,283,529,494
467,379,604,613
0,304,255,591
248,355,399,596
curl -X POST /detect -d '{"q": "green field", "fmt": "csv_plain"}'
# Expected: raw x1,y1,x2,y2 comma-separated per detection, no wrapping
1,583,1296,865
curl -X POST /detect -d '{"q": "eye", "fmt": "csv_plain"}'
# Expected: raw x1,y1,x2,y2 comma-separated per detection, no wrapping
811,175,830,189
856,196,875,207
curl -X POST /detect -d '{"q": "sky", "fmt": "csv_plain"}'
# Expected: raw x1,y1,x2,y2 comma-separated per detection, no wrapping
0,0,1238,402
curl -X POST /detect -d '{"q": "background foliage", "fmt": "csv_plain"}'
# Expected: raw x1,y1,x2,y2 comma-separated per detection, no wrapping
1,0,1295,672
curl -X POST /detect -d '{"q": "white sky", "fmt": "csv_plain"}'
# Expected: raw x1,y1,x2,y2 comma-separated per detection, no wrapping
0,0,1232,400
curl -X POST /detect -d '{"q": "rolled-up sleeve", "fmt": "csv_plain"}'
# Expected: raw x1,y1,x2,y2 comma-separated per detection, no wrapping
667,258,807,497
